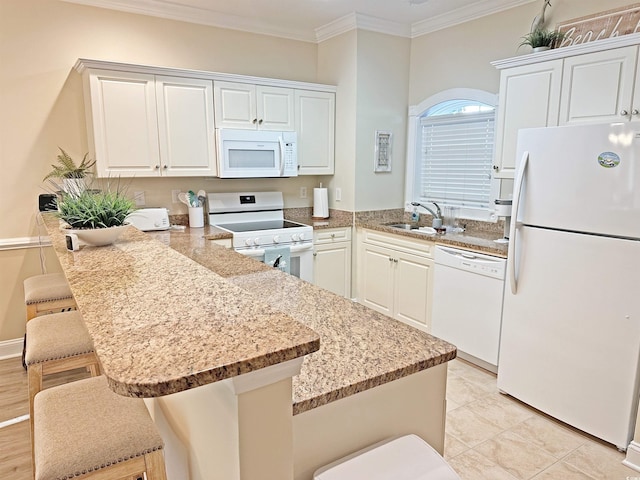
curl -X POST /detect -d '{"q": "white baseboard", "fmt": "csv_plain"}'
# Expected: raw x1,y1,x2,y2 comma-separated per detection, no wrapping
623,440,640,472
0,337,23,360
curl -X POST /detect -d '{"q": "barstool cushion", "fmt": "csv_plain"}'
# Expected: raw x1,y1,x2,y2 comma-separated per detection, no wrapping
34,375,164,480
25,311,94,365
24,273,73,305
314,434,461,480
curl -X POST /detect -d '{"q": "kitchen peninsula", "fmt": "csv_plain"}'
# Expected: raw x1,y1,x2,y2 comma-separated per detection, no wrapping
41,213,456,480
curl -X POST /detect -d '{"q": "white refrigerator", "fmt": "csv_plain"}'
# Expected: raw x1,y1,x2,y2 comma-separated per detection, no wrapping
498,122,640,450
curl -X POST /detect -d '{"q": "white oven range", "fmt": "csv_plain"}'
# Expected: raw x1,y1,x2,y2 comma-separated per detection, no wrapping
208,191,313,282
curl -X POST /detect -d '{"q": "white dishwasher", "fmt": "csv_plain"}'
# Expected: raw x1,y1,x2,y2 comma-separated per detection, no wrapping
432,245,506,373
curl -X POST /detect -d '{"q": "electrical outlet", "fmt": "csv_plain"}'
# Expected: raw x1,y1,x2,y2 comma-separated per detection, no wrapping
300,187,307,199
171,189,181,203
335,187,342,202
134,191,145,206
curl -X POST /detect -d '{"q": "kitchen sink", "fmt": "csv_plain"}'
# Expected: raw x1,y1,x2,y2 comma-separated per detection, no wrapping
385,223,437,235
386,223,415,230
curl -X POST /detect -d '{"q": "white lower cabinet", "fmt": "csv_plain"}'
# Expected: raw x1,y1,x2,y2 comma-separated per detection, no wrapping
313,227,351,298
357,229,434,332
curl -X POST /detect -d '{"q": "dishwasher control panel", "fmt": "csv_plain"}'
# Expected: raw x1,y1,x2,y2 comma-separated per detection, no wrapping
435,246,506,280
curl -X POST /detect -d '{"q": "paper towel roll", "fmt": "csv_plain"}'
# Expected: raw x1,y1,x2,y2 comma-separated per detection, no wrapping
313,187,329,219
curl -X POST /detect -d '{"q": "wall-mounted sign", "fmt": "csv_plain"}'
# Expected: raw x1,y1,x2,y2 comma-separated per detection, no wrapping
374,131,392,173
557,3,640,47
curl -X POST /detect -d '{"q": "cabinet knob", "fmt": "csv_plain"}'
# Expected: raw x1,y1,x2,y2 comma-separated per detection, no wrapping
258,119,263,125
163,165,168,169
252,118,258,124
388,257,393,262
633,109,639,116
492,165,499,171
330,233,335,239
621,110,629,116
313,252,317,257
154,165,160,169
393,259,399,263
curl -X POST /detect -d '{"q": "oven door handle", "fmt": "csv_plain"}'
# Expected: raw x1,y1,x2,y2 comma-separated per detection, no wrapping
237,243,313,257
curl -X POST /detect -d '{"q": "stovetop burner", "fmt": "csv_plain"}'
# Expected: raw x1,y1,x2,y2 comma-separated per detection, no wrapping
216,220,307,232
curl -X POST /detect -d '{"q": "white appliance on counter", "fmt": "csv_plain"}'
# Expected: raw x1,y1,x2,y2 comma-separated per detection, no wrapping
124,208,170,231
499,122,640,450
216,128,297,178
208,191,313,282
431,246,506,373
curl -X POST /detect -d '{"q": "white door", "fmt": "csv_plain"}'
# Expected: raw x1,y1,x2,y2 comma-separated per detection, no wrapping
394,251,432,331
257,86,294,131
499,226,640,449
313,243,351,298
88,70,160,176
214,81,256,129
359,244,394,316
296,90,335,175
559,46,638,125
515,123,640,238
156,77,216,176
493,60,562,178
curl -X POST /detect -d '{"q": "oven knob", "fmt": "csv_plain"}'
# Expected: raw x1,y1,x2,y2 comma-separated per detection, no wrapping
298,232,305,241
291,233,299,242
244,238,252,246
273,235,280,243
254,237,261,246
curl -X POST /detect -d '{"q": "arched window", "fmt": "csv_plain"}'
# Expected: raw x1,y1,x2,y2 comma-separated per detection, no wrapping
406,89,499,221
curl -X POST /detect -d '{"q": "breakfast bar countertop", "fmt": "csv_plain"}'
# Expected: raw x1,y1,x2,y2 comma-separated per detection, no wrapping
41,213,320,398
160,227,457,414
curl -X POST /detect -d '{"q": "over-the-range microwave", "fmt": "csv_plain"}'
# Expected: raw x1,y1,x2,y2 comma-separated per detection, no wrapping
216,128,298,178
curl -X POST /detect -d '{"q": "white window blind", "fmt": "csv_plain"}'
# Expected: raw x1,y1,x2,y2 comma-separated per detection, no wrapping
419,111,495,209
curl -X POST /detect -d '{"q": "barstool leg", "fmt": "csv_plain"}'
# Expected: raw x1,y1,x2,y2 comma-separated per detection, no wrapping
28,363,43,479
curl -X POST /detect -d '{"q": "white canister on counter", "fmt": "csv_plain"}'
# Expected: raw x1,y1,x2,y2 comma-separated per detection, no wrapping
188,206,204,228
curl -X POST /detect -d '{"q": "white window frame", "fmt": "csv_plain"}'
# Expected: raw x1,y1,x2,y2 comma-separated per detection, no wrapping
405,88,500,222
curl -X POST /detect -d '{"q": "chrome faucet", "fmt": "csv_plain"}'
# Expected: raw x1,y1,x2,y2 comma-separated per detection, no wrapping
411,201,441,219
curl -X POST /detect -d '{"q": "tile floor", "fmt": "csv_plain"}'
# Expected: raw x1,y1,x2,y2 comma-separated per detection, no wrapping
445,358,639,480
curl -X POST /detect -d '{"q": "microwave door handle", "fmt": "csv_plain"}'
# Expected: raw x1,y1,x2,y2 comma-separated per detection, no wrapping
278,136,285,176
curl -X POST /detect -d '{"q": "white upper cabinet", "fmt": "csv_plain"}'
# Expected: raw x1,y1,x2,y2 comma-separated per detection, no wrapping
296,90,335,175
155,76,216,176
559,46,639,125
85,70,216,177
214,81,294,130
87,70,161,177
493,61,562,179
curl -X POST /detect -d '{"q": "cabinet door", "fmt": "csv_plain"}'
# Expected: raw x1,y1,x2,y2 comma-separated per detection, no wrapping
559,46,638,125
493,60,562,179
257,86,294,130
313,241,352,298
87,70,160,177
213,81,256,129
156,77,216,176
296,90,335,175
359,244,394,316
394,251,433,332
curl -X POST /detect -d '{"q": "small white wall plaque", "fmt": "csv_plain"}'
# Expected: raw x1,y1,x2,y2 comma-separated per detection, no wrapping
374,130,392,173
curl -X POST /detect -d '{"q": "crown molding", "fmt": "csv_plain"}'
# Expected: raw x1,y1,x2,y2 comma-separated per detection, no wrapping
411,0,537,37
62,0,536,44
315,12,411,43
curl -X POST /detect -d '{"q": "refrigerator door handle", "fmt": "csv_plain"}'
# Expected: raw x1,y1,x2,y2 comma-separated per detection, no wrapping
508,150,529,294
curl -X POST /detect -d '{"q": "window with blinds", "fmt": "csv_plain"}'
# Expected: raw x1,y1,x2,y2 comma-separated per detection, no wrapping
418,102,495,210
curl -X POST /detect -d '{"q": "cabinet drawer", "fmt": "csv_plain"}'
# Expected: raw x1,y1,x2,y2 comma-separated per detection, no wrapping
361,229,433,258
314,227,351,244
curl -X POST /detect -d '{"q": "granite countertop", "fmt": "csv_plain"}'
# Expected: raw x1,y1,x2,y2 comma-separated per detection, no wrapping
202,207,508,257
40,214,320,398
158,227,457,415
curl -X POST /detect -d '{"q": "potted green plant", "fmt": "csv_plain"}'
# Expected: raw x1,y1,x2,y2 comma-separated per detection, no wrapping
519,28,565,52
43,148,96,196
56,182,135,246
